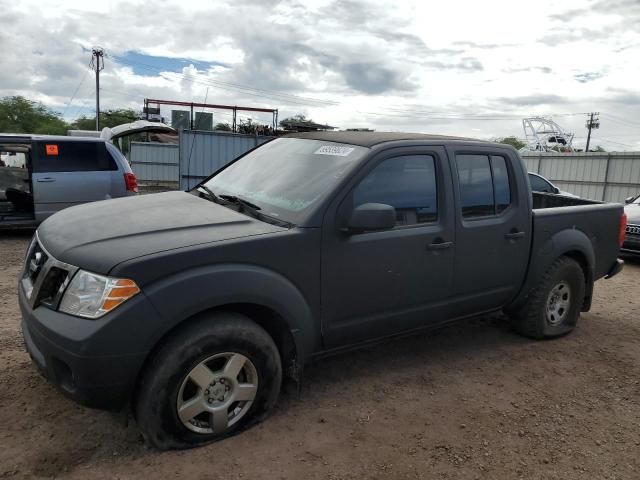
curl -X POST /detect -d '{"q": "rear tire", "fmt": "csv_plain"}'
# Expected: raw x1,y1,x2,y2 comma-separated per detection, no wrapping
510,257,585,339
135,313,282,450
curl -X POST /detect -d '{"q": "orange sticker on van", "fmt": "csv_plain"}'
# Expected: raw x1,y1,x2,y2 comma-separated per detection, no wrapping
45,144,59,155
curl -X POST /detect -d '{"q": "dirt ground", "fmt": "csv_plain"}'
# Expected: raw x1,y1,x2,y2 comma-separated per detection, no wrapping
1,231,638,480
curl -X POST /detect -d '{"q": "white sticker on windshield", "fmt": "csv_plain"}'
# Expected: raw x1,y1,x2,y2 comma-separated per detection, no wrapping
314,145,355,156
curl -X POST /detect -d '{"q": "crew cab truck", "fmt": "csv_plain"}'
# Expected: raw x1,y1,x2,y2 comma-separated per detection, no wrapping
19,132,625,449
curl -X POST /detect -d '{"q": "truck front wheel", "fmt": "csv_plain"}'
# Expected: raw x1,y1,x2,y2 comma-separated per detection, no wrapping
511,256,586,339
135,313,282,450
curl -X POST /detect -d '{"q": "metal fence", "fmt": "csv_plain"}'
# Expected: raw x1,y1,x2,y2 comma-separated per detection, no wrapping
521,151,640,203
129,142,179,187
179,130,273,190
129,138,640,204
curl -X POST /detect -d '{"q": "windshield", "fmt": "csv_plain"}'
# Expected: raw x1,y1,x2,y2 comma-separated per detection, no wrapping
633,196,640,205
202,138,368,224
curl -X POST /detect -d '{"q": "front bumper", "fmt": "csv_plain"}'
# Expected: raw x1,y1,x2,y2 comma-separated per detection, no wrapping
19,285,150,411
621,234,640,255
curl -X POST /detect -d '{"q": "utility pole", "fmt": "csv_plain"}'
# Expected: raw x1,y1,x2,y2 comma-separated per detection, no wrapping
90,47,105,131
585,112,600,152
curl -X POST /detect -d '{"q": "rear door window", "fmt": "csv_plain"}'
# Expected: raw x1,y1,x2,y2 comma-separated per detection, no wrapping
455,154,512,218
33,141,116,172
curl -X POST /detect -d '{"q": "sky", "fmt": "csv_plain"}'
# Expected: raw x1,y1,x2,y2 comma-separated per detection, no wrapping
0,0,639,150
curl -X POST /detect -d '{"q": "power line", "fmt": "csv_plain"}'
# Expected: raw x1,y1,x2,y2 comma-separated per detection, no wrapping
598,137,636,148
61,62,92,117
601,113,640,129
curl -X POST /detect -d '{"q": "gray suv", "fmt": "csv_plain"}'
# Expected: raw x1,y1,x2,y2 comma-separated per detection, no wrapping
0,135,137,227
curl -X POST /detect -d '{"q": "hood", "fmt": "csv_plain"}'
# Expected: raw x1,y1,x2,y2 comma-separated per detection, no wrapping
37,191,286,274
100,120,175,142
624,202,640,225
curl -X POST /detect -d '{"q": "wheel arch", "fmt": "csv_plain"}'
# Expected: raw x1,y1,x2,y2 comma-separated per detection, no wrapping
130,263,320,408
508,228,595,312
131,301,302,415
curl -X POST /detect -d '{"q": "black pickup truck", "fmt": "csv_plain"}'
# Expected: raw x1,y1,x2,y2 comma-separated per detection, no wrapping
19,132,625,449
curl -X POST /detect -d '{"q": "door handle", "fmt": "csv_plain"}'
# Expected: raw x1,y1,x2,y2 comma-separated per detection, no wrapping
36,178,56,183
427,240,454,250
505,231,525,240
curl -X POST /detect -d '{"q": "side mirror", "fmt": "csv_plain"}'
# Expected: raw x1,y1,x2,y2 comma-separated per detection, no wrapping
345,203,396,233
553,187,561,194
625,196,635,204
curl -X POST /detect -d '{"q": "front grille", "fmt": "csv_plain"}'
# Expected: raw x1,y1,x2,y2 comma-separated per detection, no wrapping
22,235,75,310
626,224,640,236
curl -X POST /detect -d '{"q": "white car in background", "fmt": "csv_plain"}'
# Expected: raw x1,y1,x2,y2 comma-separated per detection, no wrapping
528,172,579,198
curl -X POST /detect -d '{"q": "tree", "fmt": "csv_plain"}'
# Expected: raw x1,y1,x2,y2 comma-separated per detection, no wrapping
0,96,68,135
214,122,232,132
497,136,526,150
70,108,139,131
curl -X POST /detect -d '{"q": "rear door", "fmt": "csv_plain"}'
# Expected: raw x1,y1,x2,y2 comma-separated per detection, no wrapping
32,140,116,221
321,146,456,348
447,146,531,316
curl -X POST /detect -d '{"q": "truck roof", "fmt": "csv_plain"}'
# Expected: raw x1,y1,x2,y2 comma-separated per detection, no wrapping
286,131,493,148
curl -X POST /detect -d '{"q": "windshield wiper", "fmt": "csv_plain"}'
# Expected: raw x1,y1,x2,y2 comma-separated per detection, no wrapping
219,194,262,211
198,190,291,226
197,185,218,201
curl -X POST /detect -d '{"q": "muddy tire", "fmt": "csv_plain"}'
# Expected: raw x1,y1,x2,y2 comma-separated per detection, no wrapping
135,313,282,450
511,257,585,339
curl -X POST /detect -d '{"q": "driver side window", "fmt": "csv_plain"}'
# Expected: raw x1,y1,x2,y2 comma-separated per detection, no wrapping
352,155,437,226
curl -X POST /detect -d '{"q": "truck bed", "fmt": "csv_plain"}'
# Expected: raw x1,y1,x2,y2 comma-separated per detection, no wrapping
529,192,623,290
532,192,601,209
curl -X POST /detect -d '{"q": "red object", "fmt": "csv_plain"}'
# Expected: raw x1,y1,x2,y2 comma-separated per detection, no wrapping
619,212,627,247
124,173,138,193
45,144,59,156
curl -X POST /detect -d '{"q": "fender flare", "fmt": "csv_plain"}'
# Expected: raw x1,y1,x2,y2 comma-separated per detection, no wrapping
141,263,320,364
508,228,595,312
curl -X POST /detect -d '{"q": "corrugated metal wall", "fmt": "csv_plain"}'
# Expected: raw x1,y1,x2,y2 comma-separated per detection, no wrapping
179,131,273,190
521,151,640,202
128,139,640,203
129,142,179,186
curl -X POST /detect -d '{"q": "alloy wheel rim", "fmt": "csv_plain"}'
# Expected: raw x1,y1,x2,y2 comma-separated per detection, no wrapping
176,352,258,434
546,281,571,326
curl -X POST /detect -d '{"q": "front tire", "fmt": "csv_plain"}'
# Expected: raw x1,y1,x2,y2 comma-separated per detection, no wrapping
511,257,586,339
135,313,282,450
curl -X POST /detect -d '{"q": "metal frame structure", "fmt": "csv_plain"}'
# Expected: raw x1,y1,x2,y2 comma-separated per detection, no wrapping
522,117,574,152
143,98,278,133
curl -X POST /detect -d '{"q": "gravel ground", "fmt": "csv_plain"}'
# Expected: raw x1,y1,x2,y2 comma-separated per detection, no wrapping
1,231,639,479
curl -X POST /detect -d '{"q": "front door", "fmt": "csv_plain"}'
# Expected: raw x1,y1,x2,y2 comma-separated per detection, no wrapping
32,140,114,222
321,147,455,348
447,147,531,317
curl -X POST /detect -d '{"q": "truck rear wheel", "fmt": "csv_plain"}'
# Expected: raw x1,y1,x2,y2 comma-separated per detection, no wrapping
135,313,282,450
511,256,585,339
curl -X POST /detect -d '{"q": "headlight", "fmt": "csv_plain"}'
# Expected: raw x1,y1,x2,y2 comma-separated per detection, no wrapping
59,270,140,319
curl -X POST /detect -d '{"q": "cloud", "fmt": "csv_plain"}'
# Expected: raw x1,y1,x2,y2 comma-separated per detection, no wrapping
0,0,639,152
498,94,569,106
421,58,484,72
504,66,553,74
340,62,416,94
574,71,605,83
453,41,519,49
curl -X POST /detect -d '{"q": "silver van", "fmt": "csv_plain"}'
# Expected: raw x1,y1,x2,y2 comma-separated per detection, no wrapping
0,135,137,227
0,122,174,228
